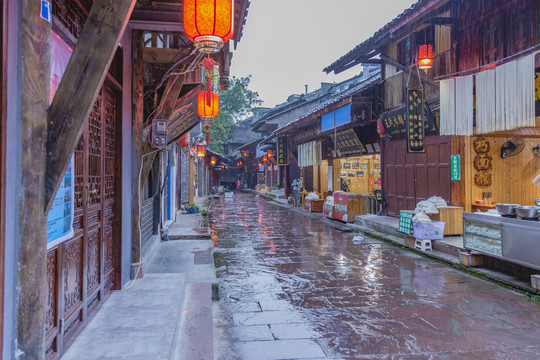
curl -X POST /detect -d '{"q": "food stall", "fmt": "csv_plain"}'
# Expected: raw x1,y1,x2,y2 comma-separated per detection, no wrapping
333,191,366,222
463,208,540,270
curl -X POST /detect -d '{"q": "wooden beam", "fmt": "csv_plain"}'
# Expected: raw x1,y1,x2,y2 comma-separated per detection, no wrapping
143,48,190,64
17,1,50,358
131,30,144,271
45,0,136,211
380,54,440,89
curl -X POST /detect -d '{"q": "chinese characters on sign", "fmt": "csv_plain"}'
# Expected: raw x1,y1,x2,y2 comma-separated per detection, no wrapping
451,154,461,181
380,103,438,138
277,135,289,166
406,88,425,153
398,211,414,235
473,137,492,186
334,128,367,155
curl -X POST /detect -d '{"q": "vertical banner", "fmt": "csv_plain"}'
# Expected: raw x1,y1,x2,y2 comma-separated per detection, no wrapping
406,88,425,153
328,166,333,192
277,135,289,166
47,33,75,249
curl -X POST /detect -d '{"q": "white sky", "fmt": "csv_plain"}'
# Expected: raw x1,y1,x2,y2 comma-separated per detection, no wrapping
230,0,418,108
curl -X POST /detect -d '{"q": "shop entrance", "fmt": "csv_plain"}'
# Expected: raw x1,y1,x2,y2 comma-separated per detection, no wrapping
45,84,121,359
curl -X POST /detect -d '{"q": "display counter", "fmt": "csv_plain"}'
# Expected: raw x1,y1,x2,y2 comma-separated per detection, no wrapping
463,212,540,270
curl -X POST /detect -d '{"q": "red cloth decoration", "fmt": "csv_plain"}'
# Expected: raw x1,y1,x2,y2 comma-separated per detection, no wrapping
205,123,211,144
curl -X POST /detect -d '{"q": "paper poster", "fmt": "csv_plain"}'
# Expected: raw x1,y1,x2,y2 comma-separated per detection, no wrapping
47,32,75,249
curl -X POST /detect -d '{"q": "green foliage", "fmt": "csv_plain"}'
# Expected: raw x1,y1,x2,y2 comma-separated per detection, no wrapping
208,76,262,153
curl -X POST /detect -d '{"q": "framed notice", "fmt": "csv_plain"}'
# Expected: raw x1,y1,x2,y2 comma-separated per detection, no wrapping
352,163,359,169
343,163,351,169
348,171,355,177
398,211,414,235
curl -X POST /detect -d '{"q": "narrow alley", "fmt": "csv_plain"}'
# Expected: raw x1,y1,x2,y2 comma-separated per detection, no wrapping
212,193,540,359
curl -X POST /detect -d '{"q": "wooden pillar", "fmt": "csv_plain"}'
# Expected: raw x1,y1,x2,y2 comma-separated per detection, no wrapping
284,166,289,198
131,30,144,278
189,155,194,202
17,1,50,358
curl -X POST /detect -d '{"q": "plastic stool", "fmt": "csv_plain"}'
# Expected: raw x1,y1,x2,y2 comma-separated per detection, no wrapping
414,239,432,251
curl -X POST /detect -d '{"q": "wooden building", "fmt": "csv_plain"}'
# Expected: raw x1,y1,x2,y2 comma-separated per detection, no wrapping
0,1,250,359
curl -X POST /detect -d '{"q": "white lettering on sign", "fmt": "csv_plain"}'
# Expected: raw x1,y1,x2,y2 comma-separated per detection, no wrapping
41,0,52,23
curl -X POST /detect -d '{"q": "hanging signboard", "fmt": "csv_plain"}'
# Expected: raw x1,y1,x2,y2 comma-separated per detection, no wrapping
406,88,425,153
47,33,75,249
277,135,289,166
380,103,437,139
451,154,461,181
334,128,367,155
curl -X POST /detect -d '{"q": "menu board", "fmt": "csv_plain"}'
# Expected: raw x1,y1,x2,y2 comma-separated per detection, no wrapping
406,88,425,153
380,102,437,139
277,135,289,166
334,128,367,155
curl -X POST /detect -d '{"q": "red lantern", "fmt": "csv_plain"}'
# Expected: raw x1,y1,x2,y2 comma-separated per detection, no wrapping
178,132,190,147
183,0,235,53
238,160,243,166
258,162,263,169
417,44,434,70
197,144,206,157
377,119,386,137
267,149,273,158
198,91,219,121
263,155,268,162
210,156,216,165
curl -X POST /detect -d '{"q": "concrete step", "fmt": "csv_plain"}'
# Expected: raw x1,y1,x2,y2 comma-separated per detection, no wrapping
172,282,214,360
168,226,211,240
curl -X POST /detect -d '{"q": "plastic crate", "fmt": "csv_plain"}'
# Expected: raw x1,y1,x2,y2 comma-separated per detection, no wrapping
413,220,445,240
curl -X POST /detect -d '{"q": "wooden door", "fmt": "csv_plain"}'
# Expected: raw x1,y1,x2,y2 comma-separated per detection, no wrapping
383,135,452,217
45,83,121,360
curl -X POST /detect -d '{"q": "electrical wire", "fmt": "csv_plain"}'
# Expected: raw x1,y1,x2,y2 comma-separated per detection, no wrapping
124,148,160,290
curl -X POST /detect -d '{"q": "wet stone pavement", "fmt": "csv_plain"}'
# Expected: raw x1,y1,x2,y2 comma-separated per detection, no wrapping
211,193,540,359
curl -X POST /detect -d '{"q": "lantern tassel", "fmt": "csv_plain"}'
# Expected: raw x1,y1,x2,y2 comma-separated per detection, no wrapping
205,123,211,145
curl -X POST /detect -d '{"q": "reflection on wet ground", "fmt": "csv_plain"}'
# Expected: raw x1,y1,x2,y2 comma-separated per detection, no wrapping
211,193,540,359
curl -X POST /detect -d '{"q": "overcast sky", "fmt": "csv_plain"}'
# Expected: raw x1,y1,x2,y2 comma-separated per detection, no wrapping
229,0,418,108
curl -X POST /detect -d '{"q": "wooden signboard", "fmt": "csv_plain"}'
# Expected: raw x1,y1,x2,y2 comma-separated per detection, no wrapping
277,135,289,166
473,137,492,187
406,88,425,153
381,103,438,138
334,128,367,155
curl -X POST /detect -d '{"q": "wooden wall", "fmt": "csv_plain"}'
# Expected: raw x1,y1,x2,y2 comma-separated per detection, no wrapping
334,155,381,195
464,136,540,209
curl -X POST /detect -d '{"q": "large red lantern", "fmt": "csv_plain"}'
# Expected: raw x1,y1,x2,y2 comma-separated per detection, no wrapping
197,144,206,157
198,91,219,121
417,44,434,70
263,155,268,162
183,0,235,53
210,156,216,165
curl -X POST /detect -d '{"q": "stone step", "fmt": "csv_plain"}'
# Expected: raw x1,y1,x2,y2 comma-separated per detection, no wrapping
173,282,214,360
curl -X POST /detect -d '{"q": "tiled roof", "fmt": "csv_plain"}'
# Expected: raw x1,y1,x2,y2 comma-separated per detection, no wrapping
323,0,444,74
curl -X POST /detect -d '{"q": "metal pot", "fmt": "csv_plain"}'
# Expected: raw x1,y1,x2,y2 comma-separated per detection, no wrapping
535,199,540,206
495,203,520,216
515,206,540,219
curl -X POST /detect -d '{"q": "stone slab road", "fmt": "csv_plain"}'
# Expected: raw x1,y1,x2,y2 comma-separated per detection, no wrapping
212,193,540,360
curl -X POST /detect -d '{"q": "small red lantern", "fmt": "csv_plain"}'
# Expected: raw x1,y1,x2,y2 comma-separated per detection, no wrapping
377,119,386,137
197,144,206,157
267,149,273,158
210,156,216,165
183,0,235,53
238,160,243,166
263,155,268,162
417,44,434,70
258,162,263,169
178,132,190,147
225,164,228,169
198,91,219,121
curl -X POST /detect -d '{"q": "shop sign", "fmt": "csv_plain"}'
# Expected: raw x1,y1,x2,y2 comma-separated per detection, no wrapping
380,103,438,139
451,154,461,181
406,88,425,153
473,137,492,187
334,128,367,155
333,193,348,221
398,211,414,235
353,102,372,123
277,135,289,166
